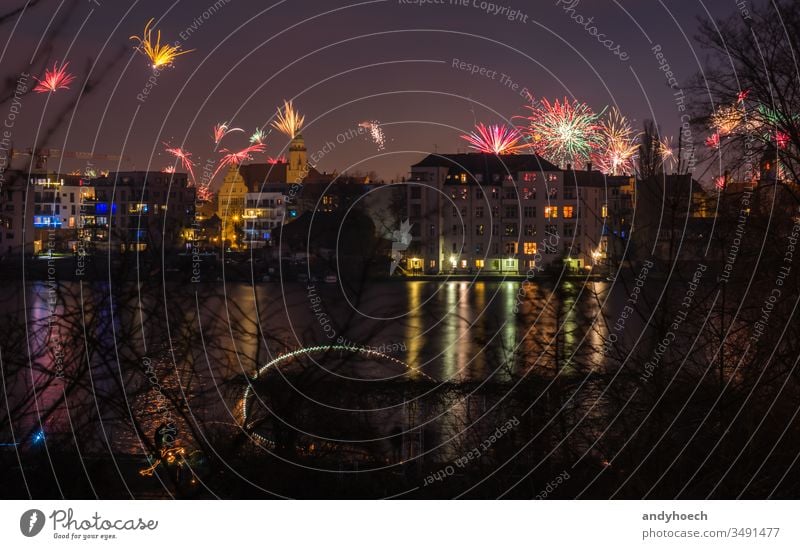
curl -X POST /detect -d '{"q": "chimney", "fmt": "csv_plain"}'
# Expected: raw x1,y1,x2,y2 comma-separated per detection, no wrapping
587,161,592,172
566,163,572,171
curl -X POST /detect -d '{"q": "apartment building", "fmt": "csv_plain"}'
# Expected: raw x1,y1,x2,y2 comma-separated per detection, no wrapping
405,153,629,274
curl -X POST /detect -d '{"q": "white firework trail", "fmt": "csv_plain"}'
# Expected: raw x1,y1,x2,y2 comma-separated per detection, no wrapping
359,120,386,150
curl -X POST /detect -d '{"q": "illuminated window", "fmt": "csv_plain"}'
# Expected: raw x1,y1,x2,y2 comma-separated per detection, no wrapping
524,242,537,255
601,204,608,218
476,224,485,236
523,172,536,182
544,206,557,219
460,259,467,269
563,206,574,218
505,242,518,254
475,259,485,268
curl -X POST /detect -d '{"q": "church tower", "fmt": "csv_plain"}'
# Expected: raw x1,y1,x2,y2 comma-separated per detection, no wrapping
287,134,308,184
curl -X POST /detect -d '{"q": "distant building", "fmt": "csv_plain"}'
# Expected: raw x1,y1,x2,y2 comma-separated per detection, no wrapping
29,173,96,253
405,153,629,274
216,165,248,247
91,170,195,252
0,172,31,256
242,191,286,248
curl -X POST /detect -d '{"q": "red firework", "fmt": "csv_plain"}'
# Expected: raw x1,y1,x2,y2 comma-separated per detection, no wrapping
33,61,76,93
164,144,197,185
211,143,266,181
460,123,528,154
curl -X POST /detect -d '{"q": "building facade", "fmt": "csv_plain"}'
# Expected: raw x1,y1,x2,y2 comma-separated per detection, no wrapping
405,153,628,274
242,191,286,248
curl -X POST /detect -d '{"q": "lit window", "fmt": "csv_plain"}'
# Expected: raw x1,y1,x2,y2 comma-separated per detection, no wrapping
544,206,557,219
601,204,608,218
475,259,485,268
524,242,537,255
563,206,574,218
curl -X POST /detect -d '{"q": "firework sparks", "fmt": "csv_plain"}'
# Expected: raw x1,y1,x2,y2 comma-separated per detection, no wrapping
705,132,720,149
460,123,527,155
267,155,287,164
272,100,305,139
162,166,176,174
195,185,213,202
33,61,75,93
524,97,603,167
658,136,676,170
737,89,750,103
593,108,639,175
164,144,197,185
212,122,243,146
714,174,727,190
710,104,743,136
211,143,266,181
776,131,790,149
359,120,387,150
249,128,267,145
130,18,194,69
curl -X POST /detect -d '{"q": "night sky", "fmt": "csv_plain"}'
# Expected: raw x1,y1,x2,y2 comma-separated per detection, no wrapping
5,0,738,185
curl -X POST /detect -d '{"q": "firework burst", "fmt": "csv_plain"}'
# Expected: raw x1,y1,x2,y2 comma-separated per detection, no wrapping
33,61,75,93
524,97,603,167
162,166,176,174
658,136,676,171
272,100,305,139
212,143,266,181
249,128,267,145
737,89,750,103
212,122,243,146
359,120,387,150
593,108,639,174
164,144,197,185
130,18,194,69
710,104,743,136
267,155,287,164
705,132,721,149
460,123,527,155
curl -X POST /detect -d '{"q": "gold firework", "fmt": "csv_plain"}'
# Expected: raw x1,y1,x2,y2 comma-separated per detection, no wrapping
272,100,305,139
130,18,194,69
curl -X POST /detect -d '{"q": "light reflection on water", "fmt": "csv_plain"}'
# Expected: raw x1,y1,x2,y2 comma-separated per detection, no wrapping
3,280,619,456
